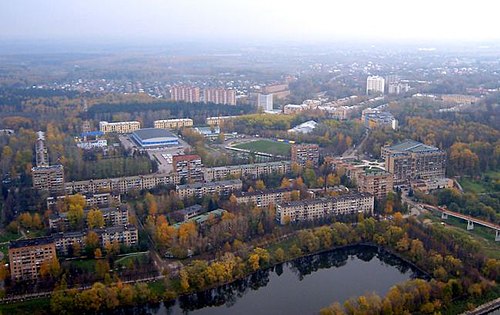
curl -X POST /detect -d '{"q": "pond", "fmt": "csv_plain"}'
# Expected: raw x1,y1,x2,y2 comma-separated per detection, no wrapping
148,245,426,315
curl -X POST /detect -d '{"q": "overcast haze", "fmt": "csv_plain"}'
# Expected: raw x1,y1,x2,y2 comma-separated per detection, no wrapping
1,0,499,43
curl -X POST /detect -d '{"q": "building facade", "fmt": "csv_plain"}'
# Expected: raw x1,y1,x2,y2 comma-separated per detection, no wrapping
9,237,57,281
356,170,394,200
154,118,193,129
276,193,374,224
366,76,385,95
99,121,141,134
291,144,320,168
206,116,238,127
32,165,65,195
204,161,291,181
234,187,297,208
172,154,204,182
204,88,236,105
171,86,200,103
381,140,446,185
176,179,242,199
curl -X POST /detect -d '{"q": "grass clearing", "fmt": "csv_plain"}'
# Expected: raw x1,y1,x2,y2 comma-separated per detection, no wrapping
0,231,21,243
68,258,96,272
233,140,291,156
0,297,50,314
424,212,500,259
459,170,500,194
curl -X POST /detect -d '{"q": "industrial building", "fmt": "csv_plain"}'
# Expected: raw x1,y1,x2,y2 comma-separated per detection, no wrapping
131,128,179,148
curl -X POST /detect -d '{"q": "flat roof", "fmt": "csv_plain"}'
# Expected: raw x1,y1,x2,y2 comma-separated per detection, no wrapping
132,128,177,140
9,236,54,249
387,139,440,153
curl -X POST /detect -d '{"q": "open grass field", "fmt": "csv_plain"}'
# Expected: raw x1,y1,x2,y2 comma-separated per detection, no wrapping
459,170,500,194
233,140,291,156
424,212,500,259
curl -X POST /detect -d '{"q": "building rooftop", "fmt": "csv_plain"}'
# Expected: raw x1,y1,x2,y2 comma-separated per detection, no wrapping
386,139,441,153
132,128,177,140
235,187,294,198
177,179,242,190
9,236,54,249
173,204,204,216
206,161,290,171
279,192,372,207
32,164,64,171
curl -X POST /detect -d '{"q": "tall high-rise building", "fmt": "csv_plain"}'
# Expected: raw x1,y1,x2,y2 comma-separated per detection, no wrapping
35,131,49,167
256,93,273,111
366,76,385,95
291,144,320,168
171,86,200,103
204,88,236,105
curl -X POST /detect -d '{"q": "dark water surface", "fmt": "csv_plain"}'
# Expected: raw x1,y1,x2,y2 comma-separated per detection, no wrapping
147,245,425,315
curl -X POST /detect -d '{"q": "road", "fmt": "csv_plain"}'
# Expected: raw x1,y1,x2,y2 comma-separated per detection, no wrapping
342,130,370,159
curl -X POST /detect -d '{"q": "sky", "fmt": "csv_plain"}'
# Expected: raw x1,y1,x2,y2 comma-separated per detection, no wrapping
1,0,499,43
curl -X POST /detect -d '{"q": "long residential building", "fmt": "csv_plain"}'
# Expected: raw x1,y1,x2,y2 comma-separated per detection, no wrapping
176,179,242,199
65,173,180,194
234,187,297,208
49,206,130,231
99,121,141,134
9,237,57,281
204,88,236,105
206,116,238,127
47,192,121,210
154,118,193,129
32,164,65,195
52,224,138,256
381,140,446,185
276,192,374,224
204,161,291,181
171,86,200,103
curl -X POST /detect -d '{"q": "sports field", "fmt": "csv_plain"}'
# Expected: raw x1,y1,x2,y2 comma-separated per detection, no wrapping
233,140,291,156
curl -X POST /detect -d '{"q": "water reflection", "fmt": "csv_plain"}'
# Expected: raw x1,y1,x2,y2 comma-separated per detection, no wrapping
164,245,425,314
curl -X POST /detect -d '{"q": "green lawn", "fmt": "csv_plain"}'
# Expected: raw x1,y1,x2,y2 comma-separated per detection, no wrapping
233,140,291,156
67,258,96,272
459,170,500,194
0,297,50,315
0,231,21,243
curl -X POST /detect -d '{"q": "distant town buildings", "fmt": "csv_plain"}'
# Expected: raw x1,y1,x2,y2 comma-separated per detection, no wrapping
206,116,238,127
291,144,320,168
361,108,398,130
154,118,193,130
172,154,204,182
204,88,236,105
176,179,242,199
9,237,57,281
288,120,318,134
262,83,290,99
276,192,374,224
366,76,385,95
381,140,446,185
171,86,201,103
99,121,141,134
256,93,273,111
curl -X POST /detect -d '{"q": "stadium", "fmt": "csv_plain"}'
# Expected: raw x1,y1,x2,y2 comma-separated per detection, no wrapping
131,128,179,148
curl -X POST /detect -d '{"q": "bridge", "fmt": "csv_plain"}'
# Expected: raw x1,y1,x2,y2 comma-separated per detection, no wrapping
425,205,500,241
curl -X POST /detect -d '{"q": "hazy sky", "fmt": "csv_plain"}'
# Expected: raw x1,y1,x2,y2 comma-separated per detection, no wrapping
1,0,499,42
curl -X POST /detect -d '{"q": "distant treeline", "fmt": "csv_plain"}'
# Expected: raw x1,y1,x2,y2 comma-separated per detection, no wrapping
86,101,256,125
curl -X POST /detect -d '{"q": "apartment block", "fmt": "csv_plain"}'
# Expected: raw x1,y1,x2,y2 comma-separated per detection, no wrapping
291,144,320,168
9,237,57,281
47,192,120,210
204,161,291,181
49,206,130,231
171,86,200,103
234,187,297,208
176,179,242,199
170,204,206,222
35,131,49,167
366,76,385,95
99,121,141,134
154,118,193,129
65,173,180,195
32,165,65,195
381,140,446,185
204,88,236,105
172,154,204,182
276,192,374,224
206,116,238,127
356,170,394,200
